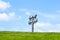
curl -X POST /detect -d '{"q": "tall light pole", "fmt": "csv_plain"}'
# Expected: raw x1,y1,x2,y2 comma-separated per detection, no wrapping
28,14,38,32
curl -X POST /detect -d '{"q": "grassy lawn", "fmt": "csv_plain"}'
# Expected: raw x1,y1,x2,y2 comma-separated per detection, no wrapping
0,31,60,40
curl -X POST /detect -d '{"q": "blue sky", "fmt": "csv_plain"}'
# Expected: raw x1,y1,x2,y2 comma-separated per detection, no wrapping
0,0,60,32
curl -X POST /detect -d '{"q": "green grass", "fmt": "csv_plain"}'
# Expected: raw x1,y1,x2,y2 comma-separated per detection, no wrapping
0,31,60,40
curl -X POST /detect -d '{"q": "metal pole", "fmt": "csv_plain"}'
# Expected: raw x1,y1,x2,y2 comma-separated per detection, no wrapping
32,23,34,32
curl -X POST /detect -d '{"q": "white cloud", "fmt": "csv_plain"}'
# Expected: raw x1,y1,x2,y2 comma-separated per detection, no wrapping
0,13,9,20
35,22,52,27
25,12,31,16
34,22,60,32
0,12,21,21
56,24,60,26
0,1,11,10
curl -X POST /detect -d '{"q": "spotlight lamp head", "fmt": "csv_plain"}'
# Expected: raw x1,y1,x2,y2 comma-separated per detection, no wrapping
28,20,32,25
34,19,38,23
29,16,33,19
35,14,37,18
